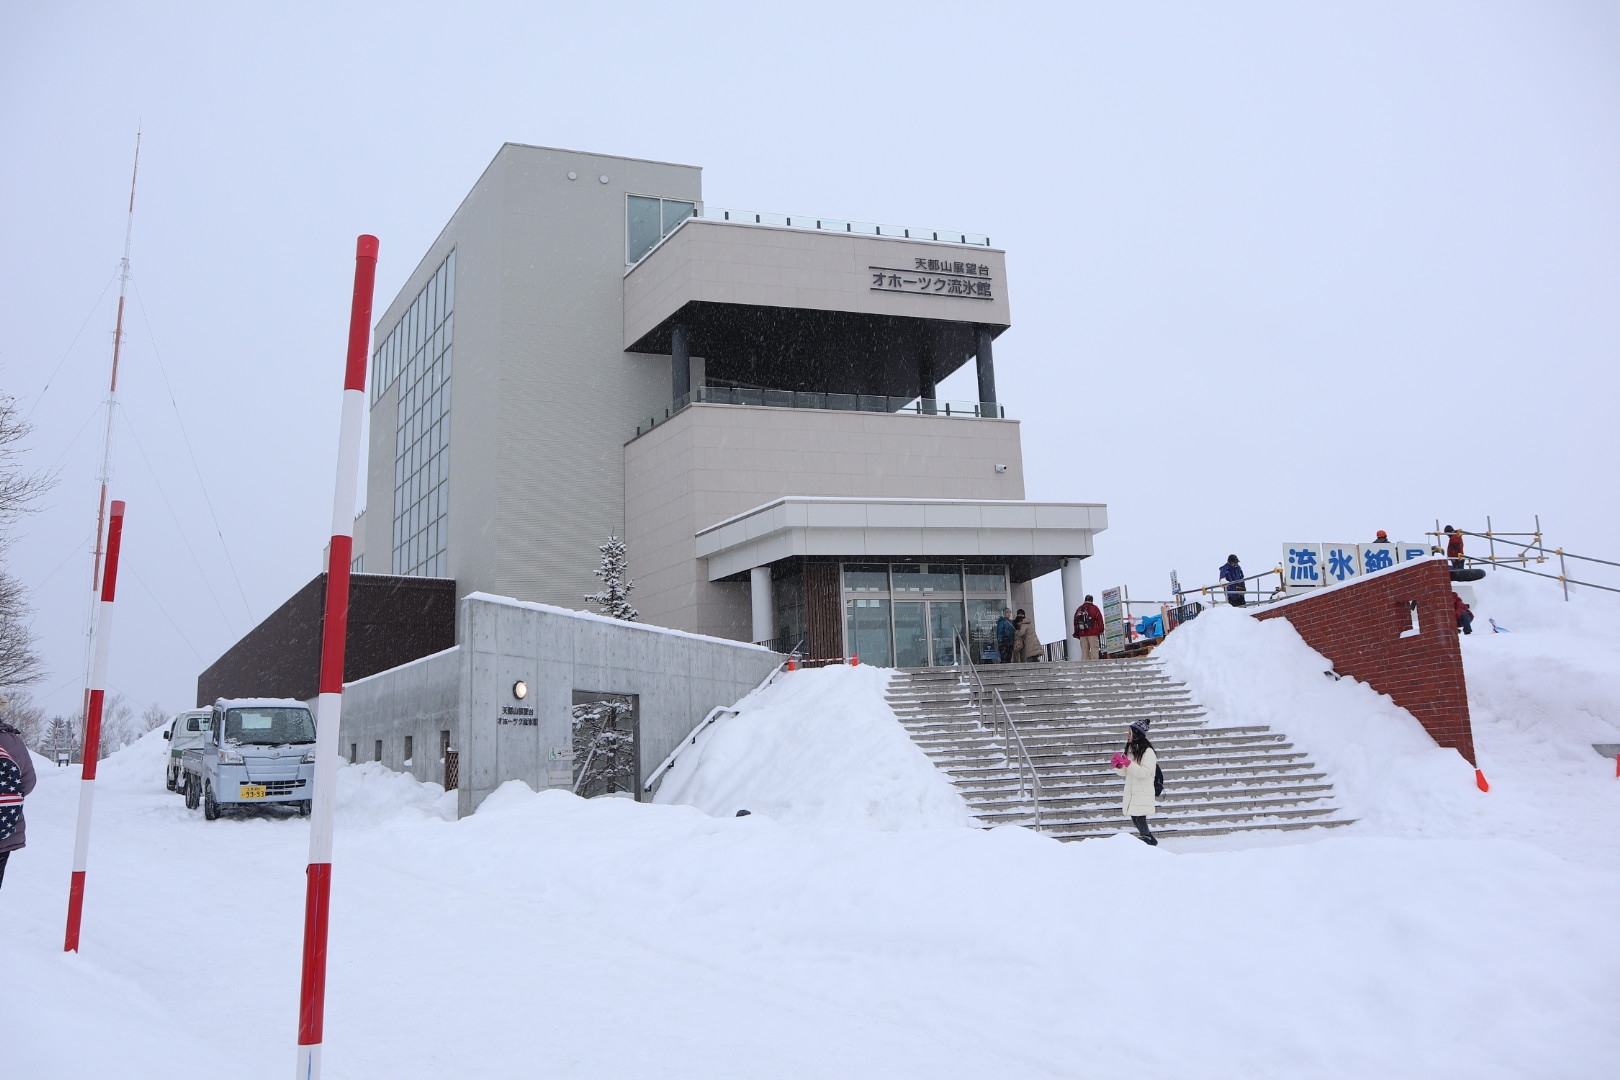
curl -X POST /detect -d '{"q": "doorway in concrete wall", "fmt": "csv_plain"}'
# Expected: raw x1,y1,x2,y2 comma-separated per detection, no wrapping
570,691,640,799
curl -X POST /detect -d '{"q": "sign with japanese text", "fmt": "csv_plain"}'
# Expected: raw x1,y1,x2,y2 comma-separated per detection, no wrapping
1285,540,1429,589
1100,586,1125,656
1359,543,1398,574
1284,544,1323,587
870,258,995,300
1322,543,1361,585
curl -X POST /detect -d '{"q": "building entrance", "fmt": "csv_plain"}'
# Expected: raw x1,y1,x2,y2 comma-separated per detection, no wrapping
842,562,1009,668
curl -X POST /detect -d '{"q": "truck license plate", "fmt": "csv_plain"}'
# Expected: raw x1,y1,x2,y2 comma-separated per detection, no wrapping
239,785,267,799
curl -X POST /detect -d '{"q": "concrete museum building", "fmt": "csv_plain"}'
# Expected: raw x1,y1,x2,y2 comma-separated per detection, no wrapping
200,143,1107,814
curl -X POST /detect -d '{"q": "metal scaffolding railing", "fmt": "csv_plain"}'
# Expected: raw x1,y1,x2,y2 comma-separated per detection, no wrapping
1436,517,1620,600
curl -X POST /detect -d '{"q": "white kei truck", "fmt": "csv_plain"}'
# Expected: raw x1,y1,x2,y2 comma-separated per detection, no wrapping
162,709,213,792
182,698,317,819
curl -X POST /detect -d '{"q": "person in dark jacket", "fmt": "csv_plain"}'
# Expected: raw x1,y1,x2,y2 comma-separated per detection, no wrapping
1073,595,1104,660
1454,593,1474,635
1444,526,1465,570
0,714,37,891
1219,555,1246,607
994,608,1016,664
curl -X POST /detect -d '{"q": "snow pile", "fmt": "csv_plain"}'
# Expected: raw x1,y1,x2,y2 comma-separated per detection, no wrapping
652,663,975,829
8,570,1620,1078
1154,606,1482,831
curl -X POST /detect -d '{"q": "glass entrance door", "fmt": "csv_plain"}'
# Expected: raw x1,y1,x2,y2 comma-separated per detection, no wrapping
929,602,966,667
893,602,929,668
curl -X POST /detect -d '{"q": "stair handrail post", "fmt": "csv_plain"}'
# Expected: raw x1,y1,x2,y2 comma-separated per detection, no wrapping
990,686,1042,833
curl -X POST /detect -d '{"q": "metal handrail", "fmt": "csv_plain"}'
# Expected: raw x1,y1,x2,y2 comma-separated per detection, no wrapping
1179,567,1288,607
952,630,1043,832
642,657,790,795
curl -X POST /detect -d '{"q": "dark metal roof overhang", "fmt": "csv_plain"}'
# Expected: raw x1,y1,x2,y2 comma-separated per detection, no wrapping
626,300,1009,398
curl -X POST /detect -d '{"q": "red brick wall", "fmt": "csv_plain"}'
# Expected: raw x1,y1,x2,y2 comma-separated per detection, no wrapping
1253,559,1475,764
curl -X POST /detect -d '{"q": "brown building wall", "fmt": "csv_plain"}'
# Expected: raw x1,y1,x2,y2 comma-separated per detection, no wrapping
196,574,457,706
1254,559,1475,764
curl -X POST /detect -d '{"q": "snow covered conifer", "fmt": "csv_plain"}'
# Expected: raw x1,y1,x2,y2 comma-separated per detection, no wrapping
584,535,637,622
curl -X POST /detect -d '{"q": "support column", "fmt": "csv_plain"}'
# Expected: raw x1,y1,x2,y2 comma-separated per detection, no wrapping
750,566,774,646
671,323,690,403
975,325,997,411
917,335,937,414
1060,558,1085,661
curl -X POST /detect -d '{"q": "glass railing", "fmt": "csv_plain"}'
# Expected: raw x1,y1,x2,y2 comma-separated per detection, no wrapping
634,385,1004,437
694,205,991,248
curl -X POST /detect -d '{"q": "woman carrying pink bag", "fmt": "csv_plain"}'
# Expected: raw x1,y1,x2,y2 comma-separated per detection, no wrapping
1112,718,1159,845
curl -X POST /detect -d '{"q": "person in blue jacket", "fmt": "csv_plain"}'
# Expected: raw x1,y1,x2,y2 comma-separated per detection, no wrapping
994,607,1016,663
1219,555,1246,607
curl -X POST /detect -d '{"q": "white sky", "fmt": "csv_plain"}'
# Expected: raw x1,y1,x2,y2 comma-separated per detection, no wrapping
3,1,1616,718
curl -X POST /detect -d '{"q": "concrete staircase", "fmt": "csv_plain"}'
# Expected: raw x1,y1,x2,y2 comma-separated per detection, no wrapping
886,659,1355,841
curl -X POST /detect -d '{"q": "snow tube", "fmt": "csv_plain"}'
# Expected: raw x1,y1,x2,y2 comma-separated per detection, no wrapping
1450,568,1486,582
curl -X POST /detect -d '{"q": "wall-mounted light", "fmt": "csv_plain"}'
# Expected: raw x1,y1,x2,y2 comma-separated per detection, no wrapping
512,680,528,700
567,171,578,181
994,464,1008,473
598,174,610,184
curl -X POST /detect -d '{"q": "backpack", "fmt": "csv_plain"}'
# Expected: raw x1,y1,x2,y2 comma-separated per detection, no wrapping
1153,763,1164,798
1077,607,1094,633
0,745,23,844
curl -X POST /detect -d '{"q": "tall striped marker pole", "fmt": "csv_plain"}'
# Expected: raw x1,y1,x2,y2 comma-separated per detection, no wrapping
295,235,378,1080
64,499,125,952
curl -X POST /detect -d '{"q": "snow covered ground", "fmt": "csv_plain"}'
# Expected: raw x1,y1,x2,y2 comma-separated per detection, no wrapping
9,571,1619,1079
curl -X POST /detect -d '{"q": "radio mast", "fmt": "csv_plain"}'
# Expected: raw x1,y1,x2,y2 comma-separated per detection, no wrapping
90,130,141,592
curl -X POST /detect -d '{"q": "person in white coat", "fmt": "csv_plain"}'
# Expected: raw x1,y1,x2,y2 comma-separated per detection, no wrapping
1112,718,1158,845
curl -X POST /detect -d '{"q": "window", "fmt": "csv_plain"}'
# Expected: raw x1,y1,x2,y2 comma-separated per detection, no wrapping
627,195,696,263
374,740,383,763
376,250,454,577
843,564,889,592
349,743,357,763
403,735,413,765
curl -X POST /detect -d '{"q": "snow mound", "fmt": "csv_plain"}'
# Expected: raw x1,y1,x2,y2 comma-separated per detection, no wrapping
1155,605,1482,832
652,663,976,830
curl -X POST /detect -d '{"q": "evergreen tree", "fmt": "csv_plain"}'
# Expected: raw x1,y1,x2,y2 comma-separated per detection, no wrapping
583,535,637,622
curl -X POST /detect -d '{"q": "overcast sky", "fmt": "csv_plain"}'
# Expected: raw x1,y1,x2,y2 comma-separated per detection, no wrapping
3,1,1617,718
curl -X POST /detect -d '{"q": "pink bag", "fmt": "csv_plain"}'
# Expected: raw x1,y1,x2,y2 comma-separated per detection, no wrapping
1111,752,1130,769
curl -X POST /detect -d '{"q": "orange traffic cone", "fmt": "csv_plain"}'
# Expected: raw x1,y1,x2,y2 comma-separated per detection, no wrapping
851,653,859,666
1475,768,1490,792
787,656,796,671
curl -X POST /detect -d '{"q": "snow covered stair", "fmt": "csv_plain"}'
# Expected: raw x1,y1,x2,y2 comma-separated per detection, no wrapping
887,659,1356,840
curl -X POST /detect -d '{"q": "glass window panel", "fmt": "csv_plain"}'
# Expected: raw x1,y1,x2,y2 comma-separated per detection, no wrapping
626,195,662,262
445,249,455,310
967,599,1004,659
965,564,1007,593
930,602,967,667
661,199,695,236
426,275,438,331
892,602,928,668
842,564,889,592
924,564,962,593
844,599,893,668
891,564,927,592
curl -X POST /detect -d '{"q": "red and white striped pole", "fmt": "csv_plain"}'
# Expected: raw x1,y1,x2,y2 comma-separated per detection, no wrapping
64,499,126,952
295,235,377,1080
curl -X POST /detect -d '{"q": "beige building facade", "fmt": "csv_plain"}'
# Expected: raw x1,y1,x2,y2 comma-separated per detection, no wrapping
353,142,1106,667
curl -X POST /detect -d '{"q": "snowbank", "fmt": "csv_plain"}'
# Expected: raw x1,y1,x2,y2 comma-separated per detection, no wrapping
651,663,975,830
1154,606,1483,832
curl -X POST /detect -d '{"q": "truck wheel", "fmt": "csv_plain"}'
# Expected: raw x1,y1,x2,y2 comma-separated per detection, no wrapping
298,800,311,817
203,781,219,821
166,770,177,792
185,775,199,811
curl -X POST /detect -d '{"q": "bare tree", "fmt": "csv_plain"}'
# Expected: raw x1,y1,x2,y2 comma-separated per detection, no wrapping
0,393,53,690
571,696,636,797
0,687,46,748
94,692,137,759
139,700,169,734
0,572,43,687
